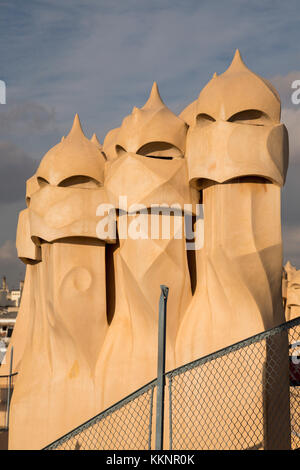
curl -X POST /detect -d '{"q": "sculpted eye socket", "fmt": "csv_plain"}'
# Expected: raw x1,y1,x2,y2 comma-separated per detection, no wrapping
58,176,101,188
137,142,183,159
115,145,127,157
228,109,270,126
37,177,50,187
196,113,216,128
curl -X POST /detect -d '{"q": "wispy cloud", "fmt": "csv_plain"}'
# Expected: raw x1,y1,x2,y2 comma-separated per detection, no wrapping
0,240,24,288
283,225,300,267
0,0,299,283
2,0,300,137
0,141,38,203
0,102,55,135
281,107,300,163
0,240,17,260
272,72,300,109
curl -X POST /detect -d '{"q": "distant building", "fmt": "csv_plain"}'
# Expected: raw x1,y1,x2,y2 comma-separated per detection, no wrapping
0,276,23,310
0,276,23,352
9,290,22,308
283,262,300,321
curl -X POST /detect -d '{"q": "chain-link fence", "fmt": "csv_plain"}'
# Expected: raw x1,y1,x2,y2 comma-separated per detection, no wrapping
45,380,156,450
0,372,18,430
44,316,300,450
289,320,300,449
167,316,300,450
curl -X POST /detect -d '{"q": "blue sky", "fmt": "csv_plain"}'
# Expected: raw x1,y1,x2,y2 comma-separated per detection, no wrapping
0,0,299,285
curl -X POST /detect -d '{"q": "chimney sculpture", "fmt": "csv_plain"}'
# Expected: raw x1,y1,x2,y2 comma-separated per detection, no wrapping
97,83,193,410
176,50,289,362
1,175,42,376
5,52,293,450
175,50,290,450
8,115,111,449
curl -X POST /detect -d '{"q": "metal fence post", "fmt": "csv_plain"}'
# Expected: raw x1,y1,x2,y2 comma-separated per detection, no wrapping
6,346,13,429
155,285,169,450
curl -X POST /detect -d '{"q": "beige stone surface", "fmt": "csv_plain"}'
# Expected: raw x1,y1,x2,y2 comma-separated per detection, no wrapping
176,50,288,364
8,115,110,449
25,175,39,207
9,240,107,449
102,127,120,161
16,209,41,263
37,114,106,186
96,84,192,410
175,50,290,450
186,51,288,188
116,83,187,158
90,132,102,149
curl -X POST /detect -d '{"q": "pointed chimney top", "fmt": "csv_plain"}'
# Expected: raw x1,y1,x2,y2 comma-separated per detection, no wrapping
285,261,294,271
67,113,85,139
142,82,165,110
91,133,102,147
225,49,248,74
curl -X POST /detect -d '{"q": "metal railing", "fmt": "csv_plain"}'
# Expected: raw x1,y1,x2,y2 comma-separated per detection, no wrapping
167,316,300,450
45,379,157,450
0,347,17,430
44,310,300,450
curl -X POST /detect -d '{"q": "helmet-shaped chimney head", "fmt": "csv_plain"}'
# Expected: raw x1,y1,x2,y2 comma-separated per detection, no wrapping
185,50,288,187
37,114,106,187
196,49,281,124
116,82,187,158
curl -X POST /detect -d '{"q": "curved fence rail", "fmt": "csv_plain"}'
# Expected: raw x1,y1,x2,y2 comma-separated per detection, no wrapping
0,372,18,430
44,316,300,450
167,316,300,450
44,380,157,450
